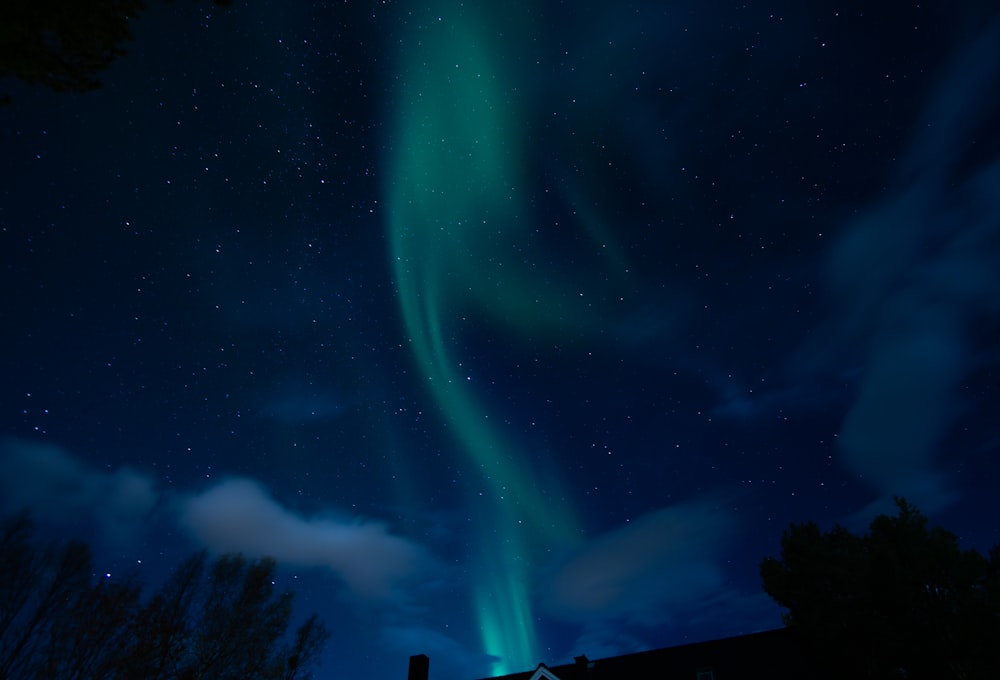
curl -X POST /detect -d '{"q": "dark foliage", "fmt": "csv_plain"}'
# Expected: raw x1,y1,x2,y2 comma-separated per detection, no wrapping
0,511,329,680
0,0,234,105
761,498,1000,679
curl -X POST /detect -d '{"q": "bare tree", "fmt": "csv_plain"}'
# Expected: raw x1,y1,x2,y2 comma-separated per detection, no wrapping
0,517,92,680
119,551,206,680
0,512,330,680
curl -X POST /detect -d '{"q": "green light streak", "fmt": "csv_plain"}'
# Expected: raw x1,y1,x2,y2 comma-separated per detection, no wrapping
386,7,582,535
383,4,630,672
473,511,536,676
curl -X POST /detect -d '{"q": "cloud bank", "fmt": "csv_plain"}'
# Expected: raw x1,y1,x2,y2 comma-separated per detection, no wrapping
0,439,431,601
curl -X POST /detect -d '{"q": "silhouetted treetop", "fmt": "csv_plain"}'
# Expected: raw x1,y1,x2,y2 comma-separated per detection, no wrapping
761,498,1000,680
0,0,235,105
0,511,329,680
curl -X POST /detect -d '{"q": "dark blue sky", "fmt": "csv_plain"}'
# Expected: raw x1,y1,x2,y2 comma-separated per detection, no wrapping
2,1,999,678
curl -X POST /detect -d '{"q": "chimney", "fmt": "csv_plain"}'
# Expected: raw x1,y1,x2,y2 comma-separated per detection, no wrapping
408,654,430,680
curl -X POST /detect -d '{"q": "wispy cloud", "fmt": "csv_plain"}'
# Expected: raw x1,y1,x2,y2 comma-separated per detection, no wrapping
538,500,733,624
258,378,348,423
562,624,649,662
177,477,433,600
811,14,1000,514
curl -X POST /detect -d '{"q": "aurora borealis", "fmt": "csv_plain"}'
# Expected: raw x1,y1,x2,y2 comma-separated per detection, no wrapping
3,1,1000,678
386,6,577,669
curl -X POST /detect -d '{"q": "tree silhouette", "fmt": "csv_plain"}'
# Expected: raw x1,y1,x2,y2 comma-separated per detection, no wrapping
119,551,205,680
0,512,329,680
761,498,1000,679
0,0,235,105
0,512,93,679
38,577,142,680
191,554,297,680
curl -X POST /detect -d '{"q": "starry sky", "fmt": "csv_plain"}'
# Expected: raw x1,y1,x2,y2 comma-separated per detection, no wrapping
2,1,999,678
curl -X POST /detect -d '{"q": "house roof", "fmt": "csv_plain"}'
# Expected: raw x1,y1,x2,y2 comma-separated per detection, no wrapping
477,627,816,680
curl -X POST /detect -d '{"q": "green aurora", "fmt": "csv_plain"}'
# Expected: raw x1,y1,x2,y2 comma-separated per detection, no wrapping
383,4,629,672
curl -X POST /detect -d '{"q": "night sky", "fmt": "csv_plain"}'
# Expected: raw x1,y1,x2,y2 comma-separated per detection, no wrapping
2,1,1000,678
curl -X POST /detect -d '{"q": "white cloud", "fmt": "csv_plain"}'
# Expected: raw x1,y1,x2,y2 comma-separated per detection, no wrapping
177,477,432,600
